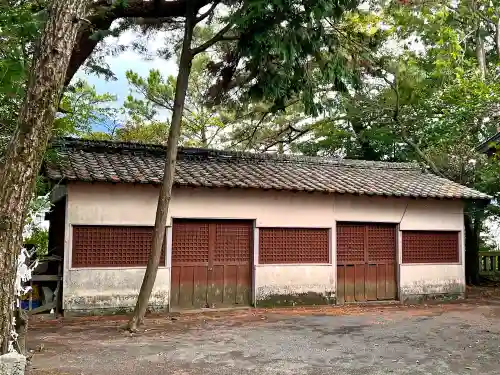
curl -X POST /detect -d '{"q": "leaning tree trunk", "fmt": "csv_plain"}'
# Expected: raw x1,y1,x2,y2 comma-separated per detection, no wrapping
0,0,89,354
127,10,195,331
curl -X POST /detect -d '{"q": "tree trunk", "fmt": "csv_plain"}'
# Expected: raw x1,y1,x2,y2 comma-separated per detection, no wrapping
0,0,89,354
476,28,487,78
127,10,195,331
495,18,500,61
465,214,481,285
350,118,379,161
201,125,208,148
14,308,28,355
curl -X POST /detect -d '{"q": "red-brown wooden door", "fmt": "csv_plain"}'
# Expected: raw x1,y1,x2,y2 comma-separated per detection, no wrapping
171,220,253,309
336,223,397,304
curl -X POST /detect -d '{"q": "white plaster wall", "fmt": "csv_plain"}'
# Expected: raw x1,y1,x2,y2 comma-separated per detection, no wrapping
63,182,466,310
68,183,464,230
333,195,464,230
255,265,335,302
399,265,465,297
64,183,171,311
64,268,170,311
170,187,335,227
399,200,464,231
67,183,159,225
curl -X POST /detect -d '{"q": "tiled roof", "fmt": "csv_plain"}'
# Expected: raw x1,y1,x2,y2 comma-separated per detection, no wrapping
476,131,500,153
44,138,490,200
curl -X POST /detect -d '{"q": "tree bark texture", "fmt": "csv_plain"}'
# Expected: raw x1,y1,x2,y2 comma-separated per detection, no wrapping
350,118,379,161
0,0,89,354
14,308,28,355
476,28,487,78
127,9,196,331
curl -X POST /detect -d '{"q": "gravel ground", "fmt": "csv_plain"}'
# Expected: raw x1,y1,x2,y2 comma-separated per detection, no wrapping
26,302,500,375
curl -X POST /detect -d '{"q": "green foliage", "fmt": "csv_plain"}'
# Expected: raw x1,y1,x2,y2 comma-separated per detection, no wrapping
290,0,500,250
0,0,42,149
116,121,169,144
24,228,49,257
23,194,51,257
122,52,228,147
57,79,119,137
208,0,363,115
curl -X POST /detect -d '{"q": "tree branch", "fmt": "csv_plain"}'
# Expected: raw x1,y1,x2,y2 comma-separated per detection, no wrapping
243,112,269,150
195,1,220,23
389,74,445,178
228,112,269,149
57,106,71,114
261,123,311,152
191,22,233,55
206,123,225,147
220,35,240,41
65,0,212,85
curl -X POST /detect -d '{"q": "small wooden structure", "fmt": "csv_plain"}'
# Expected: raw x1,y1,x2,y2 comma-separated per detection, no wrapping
479,251,500,276
26,255,62,315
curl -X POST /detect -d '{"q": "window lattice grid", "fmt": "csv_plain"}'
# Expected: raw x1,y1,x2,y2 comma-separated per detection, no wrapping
336,224,365,263
367,225,396,262
214,223,251,262
72,226,165,267
402,231,459,263
259,228,329,264
172,222,209,263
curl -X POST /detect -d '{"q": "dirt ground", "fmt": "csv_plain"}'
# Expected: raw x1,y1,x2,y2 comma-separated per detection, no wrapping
26,290,500,375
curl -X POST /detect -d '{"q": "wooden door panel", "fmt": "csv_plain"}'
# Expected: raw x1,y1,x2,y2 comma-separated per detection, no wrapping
209,222,252,307
366,264,378,300
337,223,397,304
376,264,387,300
223,265,238,305
209,264,250,306
171,221,210,308
236,265,251,305
355,264,366,302
171,265,209,308
344,265,356,303
386,264,397,300
337,266,345,304
172,220,252,309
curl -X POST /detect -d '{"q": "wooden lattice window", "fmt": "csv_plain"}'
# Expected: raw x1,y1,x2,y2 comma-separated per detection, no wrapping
214,222,252,263
72,225,165,267
402,231,459,264
259,228,329,264
337,223,396,264
337,224,365,263
172,221,209,263
367,225,396,262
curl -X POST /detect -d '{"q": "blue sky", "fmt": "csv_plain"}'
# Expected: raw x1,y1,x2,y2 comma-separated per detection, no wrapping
73,31,178,131
75,31,178,105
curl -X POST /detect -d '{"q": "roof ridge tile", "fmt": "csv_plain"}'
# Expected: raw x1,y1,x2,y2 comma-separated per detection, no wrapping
44,137,491,200
54,137,419,171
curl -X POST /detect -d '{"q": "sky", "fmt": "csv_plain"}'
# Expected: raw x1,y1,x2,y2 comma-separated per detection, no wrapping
72,30,178,132
75,30,178,105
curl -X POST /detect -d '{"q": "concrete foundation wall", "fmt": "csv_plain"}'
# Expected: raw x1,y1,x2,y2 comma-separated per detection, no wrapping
255,265,335,306
63,182,466,311
63,268,170,312
399,264,465,301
